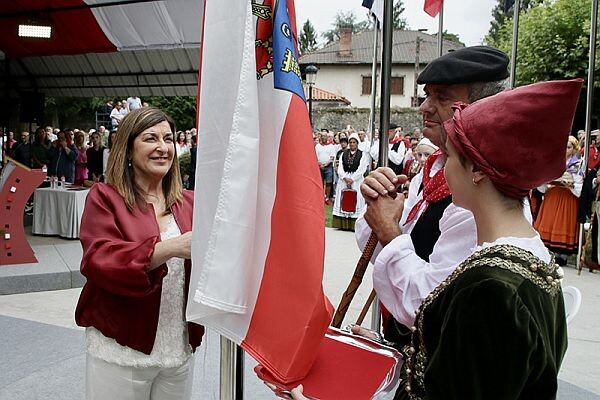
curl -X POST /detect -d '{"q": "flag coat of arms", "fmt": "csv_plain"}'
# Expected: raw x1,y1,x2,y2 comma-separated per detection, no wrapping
187,0,333,383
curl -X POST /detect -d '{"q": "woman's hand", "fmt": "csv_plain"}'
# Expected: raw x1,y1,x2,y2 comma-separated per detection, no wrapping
149,231,192,270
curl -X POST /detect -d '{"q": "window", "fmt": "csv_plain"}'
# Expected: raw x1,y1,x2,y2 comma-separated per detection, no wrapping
391,77,404,95
362,76,372,95
362,76,404,95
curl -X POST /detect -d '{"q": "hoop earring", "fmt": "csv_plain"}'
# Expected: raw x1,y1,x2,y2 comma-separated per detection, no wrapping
472,178,478,185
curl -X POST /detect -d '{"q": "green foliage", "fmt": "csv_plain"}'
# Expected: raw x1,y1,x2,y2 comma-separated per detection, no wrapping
487,0,593,85
487,0,539,44
322,1,407,45
322,11,370,44
392,0,407,30
178,152,191,177
299,19,318,54
144,96,197,130
433,30,464,46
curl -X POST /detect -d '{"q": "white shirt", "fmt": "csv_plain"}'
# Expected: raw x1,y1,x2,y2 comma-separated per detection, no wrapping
127,96,142,110
315,143,336,165
388,140,406,166
110,108,125,126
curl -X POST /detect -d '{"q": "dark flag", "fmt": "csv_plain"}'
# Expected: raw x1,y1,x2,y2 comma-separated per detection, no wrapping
504,0,516,12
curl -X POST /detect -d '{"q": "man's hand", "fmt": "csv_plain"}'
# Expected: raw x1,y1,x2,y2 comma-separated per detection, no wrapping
361,168,408,200
364,192,404,246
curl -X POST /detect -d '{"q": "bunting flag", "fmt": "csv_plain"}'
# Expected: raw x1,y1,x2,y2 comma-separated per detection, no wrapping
504,0,516,13
424,0,444,17
362,0,384,23
187,0,333,384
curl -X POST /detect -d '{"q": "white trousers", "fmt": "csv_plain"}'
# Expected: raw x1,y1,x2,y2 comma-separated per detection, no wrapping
85,354,195,400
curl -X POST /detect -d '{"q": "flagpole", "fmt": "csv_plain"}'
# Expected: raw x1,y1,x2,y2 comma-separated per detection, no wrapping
371,0,394,333
437,2,443,56
577,0,599,273
220,337,244,400
509,0,521,88
368,12,379,138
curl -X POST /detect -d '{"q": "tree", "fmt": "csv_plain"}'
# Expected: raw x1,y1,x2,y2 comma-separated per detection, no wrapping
433,30,464,46
299,19,318,55
392,0,407,30
487,0,539,44
144,96,197,129
487,0,593,85
322,11,370,44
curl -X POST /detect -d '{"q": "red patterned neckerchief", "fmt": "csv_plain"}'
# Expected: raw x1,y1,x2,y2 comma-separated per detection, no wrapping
403,150,451,226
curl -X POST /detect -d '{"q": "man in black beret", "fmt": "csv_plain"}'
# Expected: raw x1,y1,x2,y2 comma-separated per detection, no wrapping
354,46,511,349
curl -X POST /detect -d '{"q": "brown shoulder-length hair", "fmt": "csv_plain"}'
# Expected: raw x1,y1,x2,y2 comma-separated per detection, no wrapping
107,107,183,213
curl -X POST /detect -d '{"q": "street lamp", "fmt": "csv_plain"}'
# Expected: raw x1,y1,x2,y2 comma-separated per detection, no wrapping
305,64,318,128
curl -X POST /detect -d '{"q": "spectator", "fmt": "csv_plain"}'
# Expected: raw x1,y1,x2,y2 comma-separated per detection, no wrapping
127,95,142,111
315,131,336,205
31,127,51,168
110,102,127,130
74,131,88,185
47,130,78,183
332,133,369,230
87,131,105,182
46,126,58,142
176,131,189,157
97,125,109,148
402,137,438,181
3,131,16,154
103,100,114,116
388,123,406,175
121,99,130,114
11,131,32,167
187,135,197,190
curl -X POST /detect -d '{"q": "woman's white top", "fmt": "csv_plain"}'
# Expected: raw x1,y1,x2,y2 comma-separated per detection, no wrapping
86,214,191,368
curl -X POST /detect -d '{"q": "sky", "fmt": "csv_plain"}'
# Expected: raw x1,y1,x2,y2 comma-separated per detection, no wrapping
295,0,498,47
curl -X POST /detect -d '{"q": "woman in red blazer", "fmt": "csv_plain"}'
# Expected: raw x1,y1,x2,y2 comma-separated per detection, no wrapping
75,107,204,399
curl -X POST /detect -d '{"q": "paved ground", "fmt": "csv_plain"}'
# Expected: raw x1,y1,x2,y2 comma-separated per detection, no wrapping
1,228,599,399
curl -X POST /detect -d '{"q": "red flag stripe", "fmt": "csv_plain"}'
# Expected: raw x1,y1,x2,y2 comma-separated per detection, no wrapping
424,0,444,17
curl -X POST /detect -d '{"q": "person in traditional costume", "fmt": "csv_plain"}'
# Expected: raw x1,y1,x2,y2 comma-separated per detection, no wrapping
291,80,580,400
331,133,369,231
534,135,583,265
355,46,513,347
577,163,600,272
401,137,437,181
75,107,204,400
395,78,580,400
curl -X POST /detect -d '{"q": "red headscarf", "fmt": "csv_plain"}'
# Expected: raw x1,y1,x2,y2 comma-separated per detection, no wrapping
444,79,583,199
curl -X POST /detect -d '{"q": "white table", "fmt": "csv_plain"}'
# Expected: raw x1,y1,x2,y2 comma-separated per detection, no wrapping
32,187,89,239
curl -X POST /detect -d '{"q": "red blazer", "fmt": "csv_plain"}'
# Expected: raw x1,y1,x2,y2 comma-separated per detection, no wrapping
75,183,205,354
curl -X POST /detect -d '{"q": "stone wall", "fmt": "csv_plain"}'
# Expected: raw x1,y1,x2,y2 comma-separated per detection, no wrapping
312,107,422,133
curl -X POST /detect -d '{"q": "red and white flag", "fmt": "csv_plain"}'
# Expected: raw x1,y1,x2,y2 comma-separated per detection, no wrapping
424,0,444,17
187,0,333,383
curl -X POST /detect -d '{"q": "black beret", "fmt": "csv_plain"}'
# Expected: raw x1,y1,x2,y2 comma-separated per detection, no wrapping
417,46,509,85
388,122,399,130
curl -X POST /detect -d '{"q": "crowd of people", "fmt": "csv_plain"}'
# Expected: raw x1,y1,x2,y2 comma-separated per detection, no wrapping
1,114,199,190
315,125,433,231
